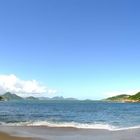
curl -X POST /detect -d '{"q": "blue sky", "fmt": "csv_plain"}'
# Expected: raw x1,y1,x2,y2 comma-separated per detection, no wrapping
0,0,140,99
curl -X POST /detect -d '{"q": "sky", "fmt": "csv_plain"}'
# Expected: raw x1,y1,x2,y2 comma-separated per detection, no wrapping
0,0,140,99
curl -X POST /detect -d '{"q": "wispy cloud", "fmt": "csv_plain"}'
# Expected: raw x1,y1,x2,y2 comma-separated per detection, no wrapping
0,74,57,96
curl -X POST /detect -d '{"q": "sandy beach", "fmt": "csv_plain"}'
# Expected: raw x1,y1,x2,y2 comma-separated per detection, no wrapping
0,126,140,140
0,132,34,140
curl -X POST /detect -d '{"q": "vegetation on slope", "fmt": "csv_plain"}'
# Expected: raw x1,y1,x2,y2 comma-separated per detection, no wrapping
0,96,4,101
2,92,23,100
105,92,140,102
105,94,130,101
128,92,140,101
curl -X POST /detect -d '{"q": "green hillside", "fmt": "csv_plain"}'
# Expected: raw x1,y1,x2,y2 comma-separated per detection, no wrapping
105,92,140,102
2,92,23,100
0,96,4,101
128,92,140,101
105,94,130,101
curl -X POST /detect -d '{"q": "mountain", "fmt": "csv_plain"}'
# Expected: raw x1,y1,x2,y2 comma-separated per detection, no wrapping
2,92,23,100
128,92,140,101
1,91,140,102
0,92,78,101
38,97,51,100
39,96,77,101
26,96,39,100
51,96,64,100
0,96,4,101
104,92,140,102
65,97,77,101
105,94,130,102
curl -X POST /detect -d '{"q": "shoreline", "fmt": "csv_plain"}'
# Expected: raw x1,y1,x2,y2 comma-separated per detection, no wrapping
0,126,140,140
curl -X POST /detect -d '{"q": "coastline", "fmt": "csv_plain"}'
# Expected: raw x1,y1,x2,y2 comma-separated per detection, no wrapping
0,126,140,140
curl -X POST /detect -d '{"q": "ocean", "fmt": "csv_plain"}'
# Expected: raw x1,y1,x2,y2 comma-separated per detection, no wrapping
0,100,140,131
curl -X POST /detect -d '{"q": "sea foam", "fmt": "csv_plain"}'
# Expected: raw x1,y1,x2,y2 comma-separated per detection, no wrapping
3,121,140,131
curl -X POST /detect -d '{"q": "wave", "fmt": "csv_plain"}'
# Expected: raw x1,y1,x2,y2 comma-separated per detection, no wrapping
1,121,140,131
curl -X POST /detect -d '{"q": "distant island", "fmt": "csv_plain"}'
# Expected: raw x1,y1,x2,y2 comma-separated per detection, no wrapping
104,92,140,103
0,91,140,103
0,92,78,101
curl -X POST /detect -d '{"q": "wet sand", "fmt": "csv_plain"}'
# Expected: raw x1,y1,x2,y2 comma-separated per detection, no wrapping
0,126,140,140
0,132,34,140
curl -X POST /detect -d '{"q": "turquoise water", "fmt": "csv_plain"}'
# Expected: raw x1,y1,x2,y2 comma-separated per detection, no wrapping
0,100,140,130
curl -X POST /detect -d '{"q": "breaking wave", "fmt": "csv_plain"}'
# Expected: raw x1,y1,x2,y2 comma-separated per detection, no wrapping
2,121,140,131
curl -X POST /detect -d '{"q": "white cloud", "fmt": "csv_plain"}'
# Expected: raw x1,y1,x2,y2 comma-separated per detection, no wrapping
0,74,57,96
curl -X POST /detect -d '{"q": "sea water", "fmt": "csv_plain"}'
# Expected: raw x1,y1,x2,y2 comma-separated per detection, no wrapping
0,100,140,130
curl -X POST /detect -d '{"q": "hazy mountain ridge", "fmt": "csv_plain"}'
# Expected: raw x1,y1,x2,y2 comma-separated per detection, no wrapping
1,91,140,102
0,92,78,101
1,92,23,100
